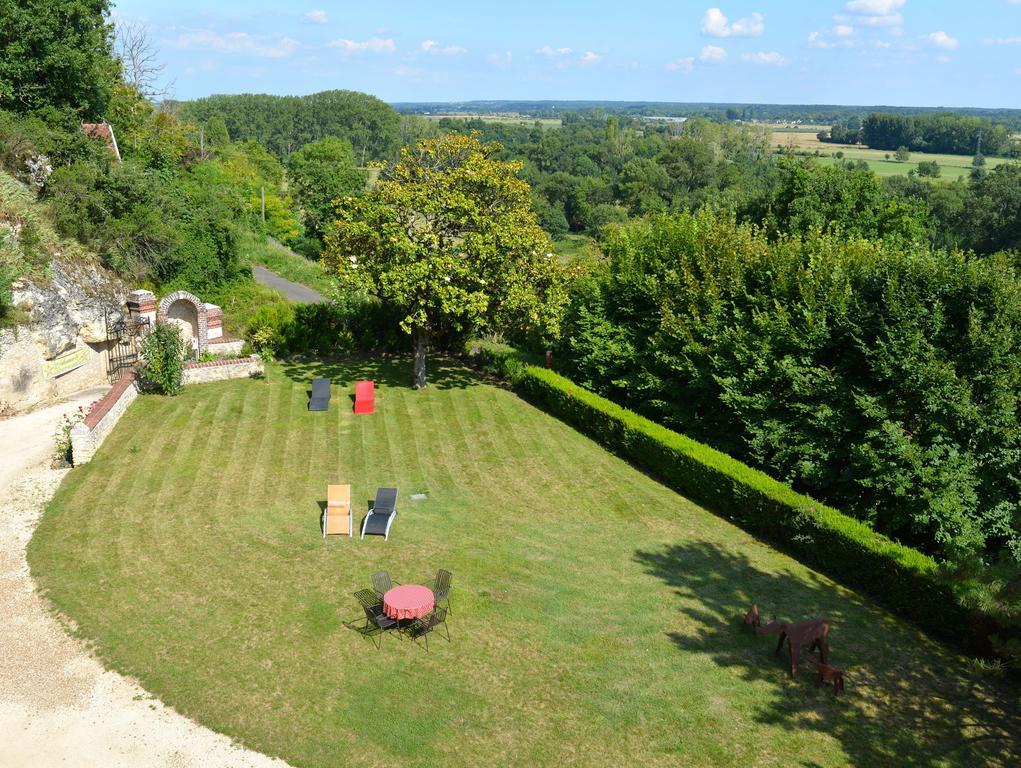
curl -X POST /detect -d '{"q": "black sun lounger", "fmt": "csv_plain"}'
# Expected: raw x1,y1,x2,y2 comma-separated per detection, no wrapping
361,487,398,540
309,378,331,411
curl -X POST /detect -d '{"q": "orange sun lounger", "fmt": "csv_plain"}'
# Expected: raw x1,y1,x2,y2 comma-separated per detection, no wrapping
323,483,352,537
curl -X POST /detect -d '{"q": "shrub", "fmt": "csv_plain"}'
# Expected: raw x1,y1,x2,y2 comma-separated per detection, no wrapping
245,302,295,358
468,340,1021,661
139,324,185,395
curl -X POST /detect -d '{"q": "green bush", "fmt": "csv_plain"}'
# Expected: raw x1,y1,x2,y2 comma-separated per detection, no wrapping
468,340,1021,661
138,324,185,395
245,302,295,358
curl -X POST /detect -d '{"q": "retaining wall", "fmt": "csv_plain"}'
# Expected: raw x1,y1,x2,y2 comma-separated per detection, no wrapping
182,356,263,385
70,370,139,464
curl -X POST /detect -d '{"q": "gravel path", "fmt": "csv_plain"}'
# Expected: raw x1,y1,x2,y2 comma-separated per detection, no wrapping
252,266,327,304
0,392,291,768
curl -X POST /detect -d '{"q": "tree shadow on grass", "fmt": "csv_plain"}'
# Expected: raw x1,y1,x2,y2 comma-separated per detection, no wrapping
278,354,481,391
635,542,1021,768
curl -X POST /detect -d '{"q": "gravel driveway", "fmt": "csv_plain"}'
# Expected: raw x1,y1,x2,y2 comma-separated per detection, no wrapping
0,391,290,768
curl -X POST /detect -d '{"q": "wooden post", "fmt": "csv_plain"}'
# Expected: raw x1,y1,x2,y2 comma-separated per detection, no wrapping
261,186,265,222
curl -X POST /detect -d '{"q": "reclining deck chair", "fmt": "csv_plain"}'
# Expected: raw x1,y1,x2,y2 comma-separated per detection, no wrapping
323,483,352,537
360,487,398,540
309,378,331,412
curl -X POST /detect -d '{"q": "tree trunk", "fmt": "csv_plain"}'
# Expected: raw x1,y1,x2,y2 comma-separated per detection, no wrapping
413,328,428,389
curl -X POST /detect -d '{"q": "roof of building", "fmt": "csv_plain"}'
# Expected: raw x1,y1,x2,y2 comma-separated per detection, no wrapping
81,121,121,161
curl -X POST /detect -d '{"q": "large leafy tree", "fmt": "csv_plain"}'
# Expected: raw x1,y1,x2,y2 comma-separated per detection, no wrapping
0,0,118,118
324,133,568,388
287,137,365,244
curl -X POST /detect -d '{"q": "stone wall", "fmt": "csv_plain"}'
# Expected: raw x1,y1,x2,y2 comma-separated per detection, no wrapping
0,261,126,411
182,356,263,385
70,370,139,465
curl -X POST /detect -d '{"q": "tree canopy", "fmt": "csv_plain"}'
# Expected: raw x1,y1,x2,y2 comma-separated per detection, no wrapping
323,133,568,387
0,0,118,119
286,137,365,246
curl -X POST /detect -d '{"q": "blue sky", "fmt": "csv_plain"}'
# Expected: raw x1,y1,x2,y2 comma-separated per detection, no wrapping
113,1,1021,107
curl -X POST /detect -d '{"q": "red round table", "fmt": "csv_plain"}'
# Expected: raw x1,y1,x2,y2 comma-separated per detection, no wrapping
383,584,434,620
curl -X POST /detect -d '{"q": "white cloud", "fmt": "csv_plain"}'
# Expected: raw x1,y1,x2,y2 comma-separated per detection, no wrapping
937,55,952,63
844,0,904,27
701,8,765,38
665,56,696,72
699,44,728,62
845,0,904,13
420,39,467,55
328,37,396,55
743,51,788,65
984,36,1021,45
834,24,855,36
303,10,328,24
488,51,512,67
923,31,959,50
393,65,422,78
579,51,601,65
172,30,300,58
537,45,573,57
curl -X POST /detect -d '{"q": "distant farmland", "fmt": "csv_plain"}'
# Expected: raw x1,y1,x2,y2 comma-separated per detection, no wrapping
421,113,561,127
773,130,1008,180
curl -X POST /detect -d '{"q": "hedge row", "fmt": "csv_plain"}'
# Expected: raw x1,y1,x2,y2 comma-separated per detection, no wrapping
468,340,1020,659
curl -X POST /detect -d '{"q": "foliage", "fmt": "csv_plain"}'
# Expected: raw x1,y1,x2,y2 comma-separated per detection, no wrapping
916,160,941,178
560,209,1021,565
470,340,1021,661
0,0,119,119
172,90,402,163
286,137,365,242
961,163,1021,255
53,400,96,464
323,132,568,387
741,157,929,244
138,322,185,395
244,302,295,358
863,112,1016,156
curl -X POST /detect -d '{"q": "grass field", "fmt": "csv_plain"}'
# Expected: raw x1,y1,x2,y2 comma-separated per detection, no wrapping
29,358,1021,767
243,234,335,296
773,130,1009,180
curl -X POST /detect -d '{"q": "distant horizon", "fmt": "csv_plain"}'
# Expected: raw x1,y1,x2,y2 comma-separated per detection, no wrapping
116,1,1021,110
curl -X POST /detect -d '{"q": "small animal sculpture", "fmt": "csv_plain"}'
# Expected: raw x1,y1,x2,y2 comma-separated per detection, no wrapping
744,604,761,628
814,662,845,695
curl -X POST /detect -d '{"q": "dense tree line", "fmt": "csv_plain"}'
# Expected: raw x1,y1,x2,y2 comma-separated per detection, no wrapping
861,112,1018,156
559,209,1021,564
172,90,401,163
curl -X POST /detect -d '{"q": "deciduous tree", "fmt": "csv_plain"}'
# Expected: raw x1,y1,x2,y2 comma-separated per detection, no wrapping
323,133,568,388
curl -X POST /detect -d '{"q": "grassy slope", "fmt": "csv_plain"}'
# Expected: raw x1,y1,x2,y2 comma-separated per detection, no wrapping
29,358,1020,768
242,234,335,296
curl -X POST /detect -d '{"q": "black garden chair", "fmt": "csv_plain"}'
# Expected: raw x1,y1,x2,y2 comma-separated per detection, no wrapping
371,570,398,600
403,606,450,652
426,569,453,615
350,588,399,649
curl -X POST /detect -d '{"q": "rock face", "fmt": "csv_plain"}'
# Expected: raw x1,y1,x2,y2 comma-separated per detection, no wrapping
0,261,126,411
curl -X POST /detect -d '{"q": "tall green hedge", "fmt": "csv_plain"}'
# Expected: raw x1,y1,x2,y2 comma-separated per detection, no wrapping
468,340,1021,660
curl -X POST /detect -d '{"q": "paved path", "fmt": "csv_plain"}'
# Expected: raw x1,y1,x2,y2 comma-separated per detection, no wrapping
0,390,290,768
252,266,326,304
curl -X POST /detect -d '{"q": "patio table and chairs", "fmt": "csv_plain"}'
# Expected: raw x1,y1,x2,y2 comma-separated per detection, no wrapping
348,570,453,651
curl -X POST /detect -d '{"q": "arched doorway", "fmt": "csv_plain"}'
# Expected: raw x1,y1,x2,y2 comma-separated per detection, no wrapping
156,291,208,356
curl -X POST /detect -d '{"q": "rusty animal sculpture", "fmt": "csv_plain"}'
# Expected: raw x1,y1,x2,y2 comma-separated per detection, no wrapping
744,604,761,628
753,616,834,677
813,662,845,695
776,618,833,677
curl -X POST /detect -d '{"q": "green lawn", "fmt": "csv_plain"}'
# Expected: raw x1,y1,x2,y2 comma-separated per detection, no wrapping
29,358,1020,767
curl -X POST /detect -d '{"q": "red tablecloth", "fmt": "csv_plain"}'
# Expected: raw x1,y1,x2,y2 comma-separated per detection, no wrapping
383,584,435,620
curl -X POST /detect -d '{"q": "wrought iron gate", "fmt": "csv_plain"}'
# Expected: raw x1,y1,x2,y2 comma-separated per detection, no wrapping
106,310,149,382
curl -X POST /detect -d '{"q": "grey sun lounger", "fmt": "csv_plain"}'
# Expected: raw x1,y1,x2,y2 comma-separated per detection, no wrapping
309,378,331,411
361,487,398,540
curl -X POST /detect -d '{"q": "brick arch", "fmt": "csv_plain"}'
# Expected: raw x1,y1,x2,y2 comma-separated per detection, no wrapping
157,290,208,355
